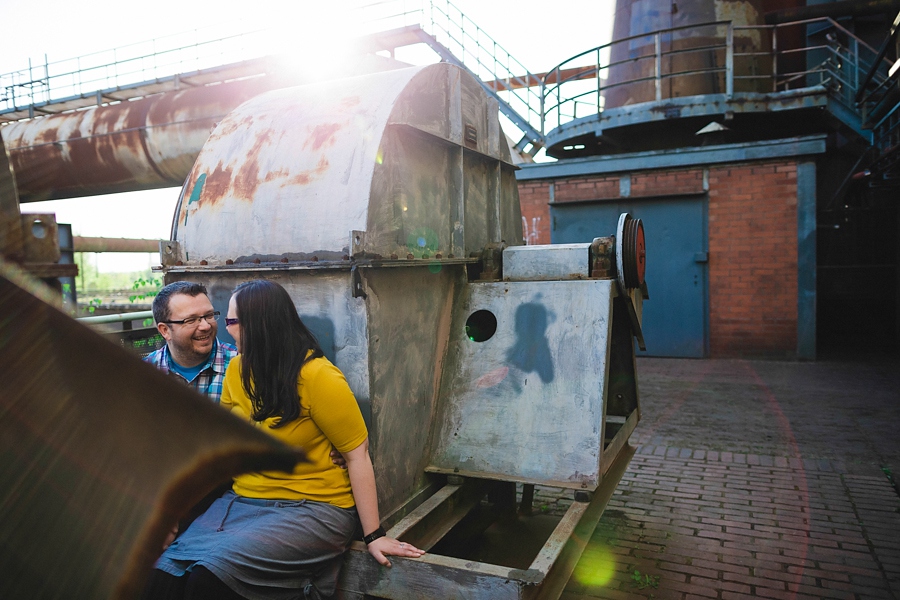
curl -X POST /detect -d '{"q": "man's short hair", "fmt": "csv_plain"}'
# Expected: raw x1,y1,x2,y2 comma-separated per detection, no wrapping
152,281,209,323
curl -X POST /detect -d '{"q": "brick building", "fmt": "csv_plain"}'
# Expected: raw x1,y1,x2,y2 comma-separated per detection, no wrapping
516,138,827,359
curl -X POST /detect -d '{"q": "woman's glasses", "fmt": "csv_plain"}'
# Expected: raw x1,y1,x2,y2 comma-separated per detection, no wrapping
225,317,240,327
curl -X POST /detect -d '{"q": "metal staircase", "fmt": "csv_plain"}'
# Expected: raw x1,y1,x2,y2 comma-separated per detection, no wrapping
0,1,546,155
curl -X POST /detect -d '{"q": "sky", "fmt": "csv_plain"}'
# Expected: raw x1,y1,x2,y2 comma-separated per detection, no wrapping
2,0,614,271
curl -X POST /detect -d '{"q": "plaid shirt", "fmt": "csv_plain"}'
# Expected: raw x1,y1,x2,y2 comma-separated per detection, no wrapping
144,339,238,404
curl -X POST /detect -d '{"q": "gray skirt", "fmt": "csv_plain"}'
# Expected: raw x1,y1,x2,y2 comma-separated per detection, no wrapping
155,491,358,600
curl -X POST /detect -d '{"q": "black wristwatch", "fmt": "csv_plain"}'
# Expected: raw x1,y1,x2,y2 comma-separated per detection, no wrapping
363,526,386,545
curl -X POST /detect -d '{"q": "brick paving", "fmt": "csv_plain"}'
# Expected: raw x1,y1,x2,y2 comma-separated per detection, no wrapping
559,356,900,600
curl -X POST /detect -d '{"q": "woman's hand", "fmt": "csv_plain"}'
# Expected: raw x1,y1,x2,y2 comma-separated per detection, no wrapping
162,524,178,550
366,536,424,567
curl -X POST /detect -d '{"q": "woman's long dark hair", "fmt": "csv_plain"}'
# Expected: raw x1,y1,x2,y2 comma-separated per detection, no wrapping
233,279,324,427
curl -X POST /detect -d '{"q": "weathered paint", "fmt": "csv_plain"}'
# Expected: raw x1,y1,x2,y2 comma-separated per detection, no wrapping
0,133,23,260
503,243,593,281
604,0,769,109
2,78,269,202
171,63,521,265
428,279,615,490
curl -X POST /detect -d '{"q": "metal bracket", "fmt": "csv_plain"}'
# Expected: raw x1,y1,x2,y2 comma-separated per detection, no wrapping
590,236,614,278
159,240,180,267
574,490,592,503
350,230,366,259
351,265,367,299
478,242,506,281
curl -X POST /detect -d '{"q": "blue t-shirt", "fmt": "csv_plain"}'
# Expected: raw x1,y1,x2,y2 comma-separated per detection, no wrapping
168,357,205,383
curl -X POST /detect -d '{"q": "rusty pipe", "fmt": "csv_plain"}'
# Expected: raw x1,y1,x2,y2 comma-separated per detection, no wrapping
73,236,163,253
0,131,24,260
1,78,275,203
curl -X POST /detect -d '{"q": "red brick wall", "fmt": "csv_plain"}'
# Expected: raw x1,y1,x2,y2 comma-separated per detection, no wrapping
516,160,799,358
707,162,798,357
518,180,552,245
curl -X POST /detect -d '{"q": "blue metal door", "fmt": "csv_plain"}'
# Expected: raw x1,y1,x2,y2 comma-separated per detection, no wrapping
551,196,708,357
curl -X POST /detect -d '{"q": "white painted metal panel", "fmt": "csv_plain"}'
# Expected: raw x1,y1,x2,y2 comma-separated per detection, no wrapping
503,243,592,281
429,279,613,489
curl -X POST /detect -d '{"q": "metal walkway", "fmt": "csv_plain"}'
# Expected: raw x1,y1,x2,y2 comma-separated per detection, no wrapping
0,1,545,154
2,3,896,163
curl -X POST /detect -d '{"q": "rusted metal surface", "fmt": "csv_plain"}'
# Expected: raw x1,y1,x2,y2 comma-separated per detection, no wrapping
19,213,60,263
73,236,163,253
0,133,23,261
1,78,271,202
171,63,520,266
604,0,770,109
0,260,303,600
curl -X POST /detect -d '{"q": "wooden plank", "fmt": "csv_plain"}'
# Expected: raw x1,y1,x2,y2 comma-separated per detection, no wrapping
526,497,590,577
389,481,483,551
526,444,637,600
599,409,638,477
339,545,524,600
380,478,444,532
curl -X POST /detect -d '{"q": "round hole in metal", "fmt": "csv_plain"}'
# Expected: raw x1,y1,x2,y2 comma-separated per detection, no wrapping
465,310,497,342
32,219,47,239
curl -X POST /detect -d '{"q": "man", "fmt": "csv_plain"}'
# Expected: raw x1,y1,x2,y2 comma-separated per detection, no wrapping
144,281,237,403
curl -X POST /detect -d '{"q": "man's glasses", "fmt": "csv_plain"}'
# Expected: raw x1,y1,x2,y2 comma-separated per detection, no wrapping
164,311,220,327
225,317,239,327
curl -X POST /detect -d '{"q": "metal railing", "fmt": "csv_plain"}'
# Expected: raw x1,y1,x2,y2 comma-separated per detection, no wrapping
420,1,543,148
3,8,894,154
0,1,539,138
0,25,274,114
541,17,891,137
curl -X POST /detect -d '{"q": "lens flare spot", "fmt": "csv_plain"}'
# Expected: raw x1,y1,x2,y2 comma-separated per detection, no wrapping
573,545,616,588
476,366,508,388
375,147,384,164
428,262,442,274
405,228,439,257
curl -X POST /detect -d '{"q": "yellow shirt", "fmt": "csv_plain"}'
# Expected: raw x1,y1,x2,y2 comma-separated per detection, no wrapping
220,355,368,508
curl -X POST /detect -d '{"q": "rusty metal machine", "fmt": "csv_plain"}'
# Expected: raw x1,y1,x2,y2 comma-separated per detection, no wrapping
158,62,648,599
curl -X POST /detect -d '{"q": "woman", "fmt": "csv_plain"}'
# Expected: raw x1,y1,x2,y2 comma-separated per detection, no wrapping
146,279,423,600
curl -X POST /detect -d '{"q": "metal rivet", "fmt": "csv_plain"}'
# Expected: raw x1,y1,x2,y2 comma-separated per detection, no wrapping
390,253,398,260
342,255,349,261
253,258,261,264
226,259,234,265
200,260,208,265
312,256,319,262
448,253,455,259
407,253,414,260
435,253,442,259
280,257,289,263
175,260,183,266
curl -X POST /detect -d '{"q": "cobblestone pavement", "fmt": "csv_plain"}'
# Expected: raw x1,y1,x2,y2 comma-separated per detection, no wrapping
558,356,900,600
